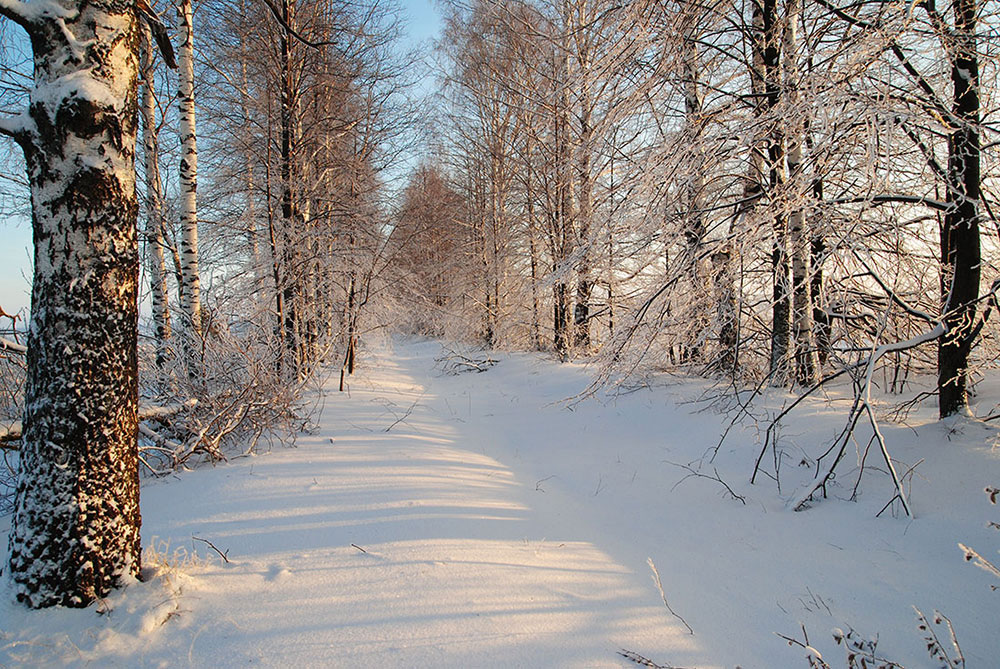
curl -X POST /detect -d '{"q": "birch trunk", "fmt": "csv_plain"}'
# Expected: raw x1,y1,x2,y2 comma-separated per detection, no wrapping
554,37,574,360
2,0,142,608
680,3,706,363
784,0,819,385
279,0,303,377
140,35,172,370
527,169,542,351
572,3,593,350
762,0,791,385
177,0,203,369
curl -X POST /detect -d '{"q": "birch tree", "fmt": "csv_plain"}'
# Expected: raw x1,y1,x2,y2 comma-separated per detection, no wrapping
140,33,172,370
176,0,203,371
0,0,173,608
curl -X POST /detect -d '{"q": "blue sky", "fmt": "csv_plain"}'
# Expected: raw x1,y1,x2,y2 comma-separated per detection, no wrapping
0,0,442,319
0,210,30,319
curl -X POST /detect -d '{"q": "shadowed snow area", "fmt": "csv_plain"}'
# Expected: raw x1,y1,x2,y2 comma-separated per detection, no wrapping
2,337,999,667
135,345,692,666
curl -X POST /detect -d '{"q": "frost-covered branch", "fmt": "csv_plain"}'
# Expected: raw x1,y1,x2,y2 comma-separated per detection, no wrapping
0,112,34,146
792,324,945,515
0,337,27,355
851,248,936,324
0,0,75,32
826,194,952,212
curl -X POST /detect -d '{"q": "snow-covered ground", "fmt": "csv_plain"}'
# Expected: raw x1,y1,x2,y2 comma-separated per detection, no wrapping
2,338,998,667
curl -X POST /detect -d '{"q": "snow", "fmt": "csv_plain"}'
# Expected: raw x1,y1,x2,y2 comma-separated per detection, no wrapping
2,338,999,666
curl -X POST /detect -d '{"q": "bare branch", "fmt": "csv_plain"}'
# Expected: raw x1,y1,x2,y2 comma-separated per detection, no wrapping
253,0,337,49
0,337,26,355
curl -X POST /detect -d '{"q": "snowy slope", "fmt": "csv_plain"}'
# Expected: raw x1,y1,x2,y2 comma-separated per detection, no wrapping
1,338,998,667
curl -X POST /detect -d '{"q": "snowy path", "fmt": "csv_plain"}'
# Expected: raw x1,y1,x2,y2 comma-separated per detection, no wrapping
3,338,1000,667
138,341,697,666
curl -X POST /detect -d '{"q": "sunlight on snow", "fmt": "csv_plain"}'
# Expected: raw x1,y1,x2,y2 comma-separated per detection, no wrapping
131,353,708,666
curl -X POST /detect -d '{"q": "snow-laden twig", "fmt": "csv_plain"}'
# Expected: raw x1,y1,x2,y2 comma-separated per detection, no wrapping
647,558,693,635
914,606,965,668
958,543,1000,582
776,624,831,669
617,648,687,669
792,325,943,515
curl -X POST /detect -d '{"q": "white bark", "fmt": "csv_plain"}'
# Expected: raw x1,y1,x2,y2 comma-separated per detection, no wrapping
141,34,172,369
784,0,819,385
177,0,203,357
6,0,142,608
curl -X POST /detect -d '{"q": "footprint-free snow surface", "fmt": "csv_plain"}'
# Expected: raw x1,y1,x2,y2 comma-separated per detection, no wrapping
2,338,999,667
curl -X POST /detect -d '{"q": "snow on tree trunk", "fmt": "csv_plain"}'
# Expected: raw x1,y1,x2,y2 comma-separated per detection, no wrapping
278,0,303,377
554,38,574,361
572,6,594,351
177,0,203,370
762,0,791,385
141,35,172,370
938,0,981,418
783,0,819,386
680,4,706,363
2,0,142,608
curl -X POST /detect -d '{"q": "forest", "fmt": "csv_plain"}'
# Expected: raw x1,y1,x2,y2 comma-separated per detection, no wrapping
0,0,999,665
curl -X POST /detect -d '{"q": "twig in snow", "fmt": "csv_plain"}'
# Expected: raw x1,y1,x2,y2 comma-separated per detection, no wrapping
351,543,367,553
384,393,424,433
535,475,554,492
617,648,687,668
667,461,746,504
192,536,230,563
593,474,605,496
959,542,1000,584
776,624,831,668
647,558,693,635
914,606,965,668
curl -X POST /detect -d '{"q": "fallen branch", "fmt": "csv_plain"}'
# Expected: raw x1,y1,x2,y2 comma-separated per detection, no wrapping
2,399,199,449
140,398,198,420
436,349,499,375
0,337,26,355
